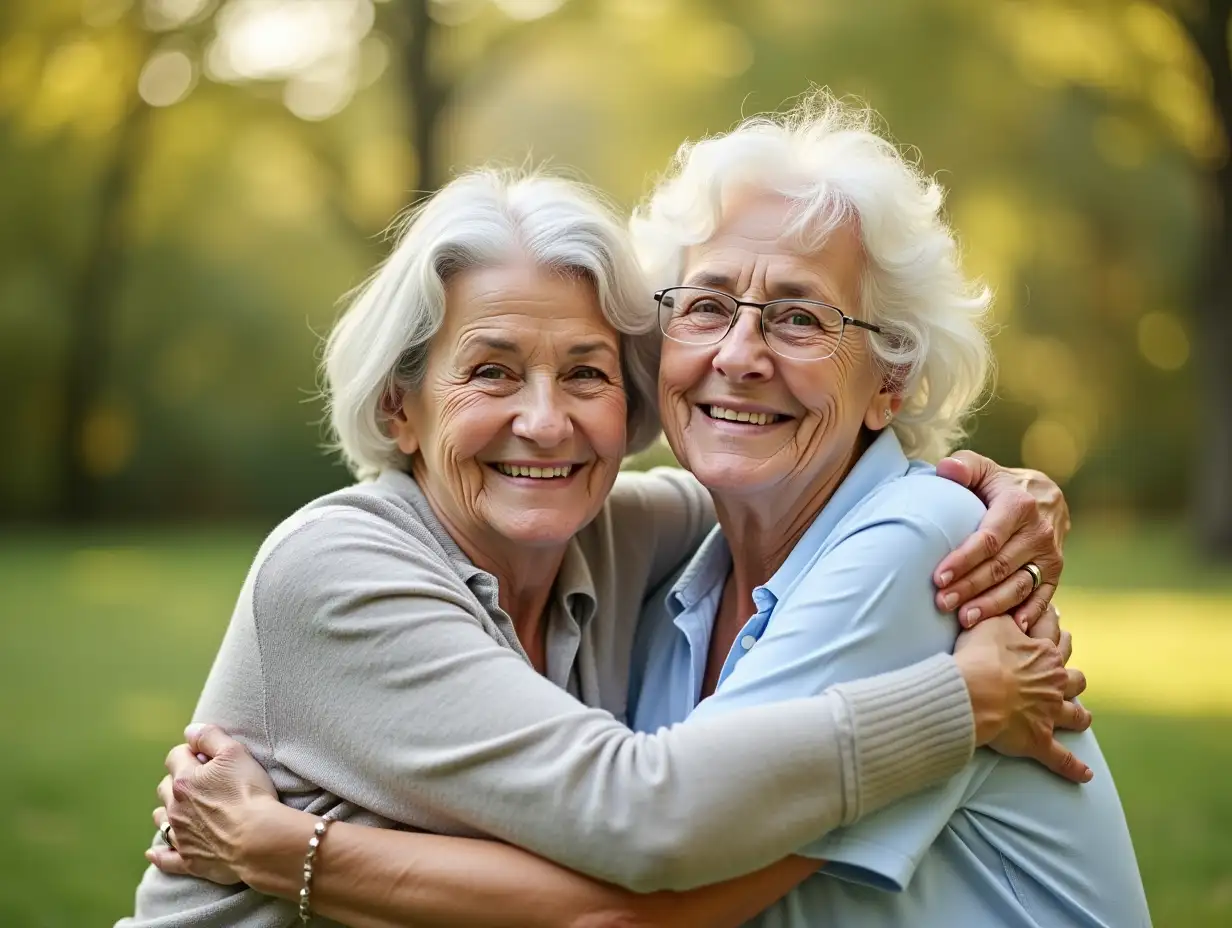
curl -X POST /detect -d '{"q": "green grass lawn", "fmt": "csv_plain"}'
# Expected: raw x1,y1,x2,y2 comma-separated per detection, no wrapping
1,522,1229,927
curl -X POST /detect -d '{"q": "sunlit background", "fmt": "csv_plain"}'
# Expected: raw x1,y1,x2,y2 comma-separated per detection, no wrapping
1,1,1230,925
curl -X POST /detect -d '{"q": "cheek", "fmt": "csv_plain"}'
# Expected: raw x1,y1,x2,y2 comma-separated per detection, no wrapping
424,385,509,462
658,347,708,422
793,354,878,435
579,387,629,458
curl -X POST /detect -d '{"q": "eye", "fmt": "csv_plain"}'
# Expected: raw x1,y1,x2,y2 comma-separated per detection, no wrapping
688,298,729,315
782,308,822,327
568,366,611,382
473,364,511,380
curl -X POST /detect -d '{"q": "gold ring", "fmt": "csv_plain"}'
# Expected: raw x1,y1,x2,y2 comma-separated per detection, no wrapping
159,821,176,850
1023,562,1043,593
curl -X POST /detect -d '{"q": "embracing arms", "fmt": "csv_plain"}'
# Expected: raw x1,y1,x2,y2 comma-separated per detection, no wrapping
147,457,1082,928
154,607,1077,928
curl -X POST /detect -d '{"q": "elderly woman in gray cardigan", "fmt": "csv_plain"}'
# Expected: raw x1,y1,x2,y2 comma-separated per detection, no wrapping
125,165,1082,927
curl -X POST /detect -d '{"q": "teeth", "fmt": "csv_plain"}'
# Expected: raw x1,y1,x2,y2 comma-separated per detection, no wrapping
708,405,777,426
495,464,575,478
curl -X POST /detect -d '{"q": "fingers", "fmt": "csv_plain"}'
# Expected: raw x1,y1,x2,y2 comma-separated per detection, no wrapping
1055,699,1092,732
1057,627,1072,665
1010,583,1057,631
157,775,174,811
185,723,237,760
934,487,1036,594
164,744,203,780
1036,737,1094,783
936,450,994,490
145,846,190,875
951,572,1053,632
1063,668,1087,701
1025,605,1061,647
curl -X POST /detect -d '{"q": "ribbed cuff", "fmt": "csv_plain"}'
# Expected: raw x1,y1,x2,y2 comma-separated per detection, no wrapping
830,653,974,824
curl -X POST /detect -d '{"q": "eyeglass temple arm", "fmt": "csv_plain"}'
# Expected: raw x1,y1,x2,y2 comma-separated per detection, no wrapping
845,317,883,335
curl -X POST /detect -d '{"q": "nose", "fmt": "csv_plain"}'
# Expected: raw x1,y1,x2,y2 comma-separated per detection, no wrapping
511,377,574,447
712,308,774,382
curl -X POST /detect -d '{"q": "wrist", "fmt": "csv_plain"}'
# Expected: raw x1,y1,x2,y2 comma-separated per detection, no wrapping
235,798,317,900
955,648,1009,746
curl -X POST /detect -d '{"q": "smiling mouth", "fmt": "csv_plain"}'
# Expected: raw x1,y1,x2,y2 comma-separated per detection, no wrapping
703,405,790,426
490,463,578,479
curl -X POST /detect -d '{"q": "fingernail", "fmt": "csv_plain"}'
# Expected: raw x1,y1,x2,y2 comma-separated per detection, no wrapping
937,571,953,587
185,723,204,740
1083,767,1094,782
942,592,959,611
144,850,155,863
196,753,209,764
962,606,981,626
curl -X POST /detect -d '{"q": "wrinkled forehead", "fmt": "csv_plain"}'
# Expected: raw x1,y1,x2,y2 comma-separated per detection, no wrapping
684,187,864,300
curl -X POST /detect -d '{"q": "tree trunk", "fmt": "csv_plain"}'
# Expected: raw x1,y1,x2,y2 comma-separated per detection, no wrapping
55,88,152,521
400,0,445,195
1179,0,1232,556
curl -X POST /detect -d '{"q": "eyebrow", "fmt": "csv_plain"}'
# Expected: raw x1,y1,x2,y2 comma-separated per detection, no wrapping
470,336,519,353
568,341,618,359
685,270,830,302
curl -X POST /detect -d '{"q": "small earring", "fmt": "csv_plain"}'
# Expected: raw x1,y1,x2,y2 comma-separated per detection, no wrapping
884,409,893,422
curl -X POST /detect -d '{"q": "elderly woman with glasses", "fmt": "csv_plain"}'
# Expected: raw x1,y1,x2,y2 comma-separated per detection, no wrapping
126,98,1120,928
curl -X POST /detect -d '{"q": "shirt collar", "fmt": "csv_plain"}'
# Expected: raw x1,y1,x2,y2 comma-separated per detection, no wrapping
666,524,731,616
762,428,913,604
554,538,598,628
375,468,597,628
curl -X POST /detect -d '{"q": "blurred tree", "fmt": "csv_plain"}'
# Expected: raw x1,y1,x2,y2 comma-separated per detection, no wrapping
57,16,152,521
0,0,1220,531
1170,0,1232,554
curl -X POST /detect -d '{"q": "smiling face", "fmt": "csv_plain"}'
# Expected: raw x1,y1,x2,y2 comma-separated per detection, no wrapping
389,257,628,552
659,192,901,503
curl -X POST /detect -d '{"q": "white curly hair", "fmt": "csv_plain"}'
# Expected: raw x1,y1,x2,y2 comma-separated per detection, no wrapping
630,92,992,462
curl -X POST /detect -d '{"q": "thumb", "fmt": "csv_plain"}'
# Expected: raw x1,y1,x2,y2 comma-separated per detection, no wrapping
185,723,237,760
936,450,995,490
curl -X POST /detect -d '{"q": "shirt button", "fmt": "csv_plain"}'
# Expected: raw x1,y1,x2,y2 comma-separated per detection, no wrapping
740,635,757,651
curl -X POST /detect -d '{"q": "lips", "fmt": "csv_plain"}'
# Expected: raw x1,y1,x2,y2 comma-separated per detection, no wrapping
492,463,576,479
704,405,788,426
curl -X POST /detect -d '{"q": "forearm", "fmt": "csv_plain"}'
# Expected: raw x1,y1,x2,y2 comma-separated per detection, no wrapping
241,803,818,928
263,521,973,891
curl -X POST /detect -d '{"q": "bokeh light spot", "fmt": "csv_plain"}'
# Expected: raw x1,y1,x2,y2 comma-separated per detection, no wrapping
138,48,196,107
1021,418,1083,482
1138,311,1190,370
494,0,566,21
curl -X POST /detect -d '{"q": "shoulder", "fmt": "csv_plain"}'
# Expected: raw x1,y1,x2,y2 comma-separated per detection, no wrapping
250,485,469,620
842,469,986,550
609,467,713,519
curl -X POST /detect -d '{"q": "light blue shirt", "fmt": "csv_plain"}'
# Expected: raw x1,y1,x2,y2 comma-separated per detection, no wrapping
629,430,1151,928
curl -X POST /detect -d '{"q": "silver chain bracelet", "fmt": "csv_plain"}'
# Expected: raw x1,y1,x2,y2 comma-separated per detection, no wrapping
298,818,331,925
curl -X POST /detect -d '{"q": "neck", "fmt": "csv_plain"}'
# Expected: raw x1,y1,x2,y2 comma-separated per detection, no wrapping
411,471,564,651
713,439,865,598
455,534,566,658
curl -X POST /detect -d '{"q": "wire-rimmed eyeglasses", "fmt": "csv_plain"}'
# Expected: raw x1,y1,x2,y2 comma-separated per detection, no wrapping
654,286,883,361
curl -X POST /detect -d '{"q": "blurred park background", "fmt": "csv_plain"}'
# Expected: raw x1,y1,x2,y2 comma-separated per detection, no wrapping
1,0,1230,925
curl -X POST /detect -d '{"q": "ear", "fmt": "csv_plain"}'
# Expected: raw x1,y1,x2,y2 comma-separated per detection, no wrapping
382,390,419,456
863,378,905,432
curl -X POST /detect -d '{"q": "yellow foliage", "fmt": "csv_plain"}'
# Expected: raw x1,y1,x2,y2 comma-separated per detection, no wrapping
1060,590,1232,715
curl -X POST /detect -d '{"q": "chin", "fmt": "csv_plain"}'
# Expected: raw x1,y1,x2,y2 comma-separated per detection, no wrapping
490,509,589,548
688,460,774,496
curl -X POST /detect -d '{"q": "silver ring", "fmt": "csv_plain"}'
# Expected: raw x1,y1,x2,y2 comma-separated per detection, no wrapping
1022,562,1043,593
159,821,176,850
